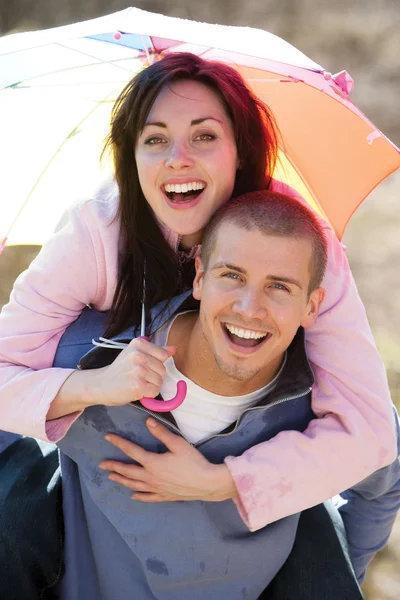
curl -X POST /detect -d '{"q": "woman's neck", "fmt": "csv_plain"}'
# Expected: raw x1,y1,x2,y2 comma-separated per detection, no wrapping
179,230,203,251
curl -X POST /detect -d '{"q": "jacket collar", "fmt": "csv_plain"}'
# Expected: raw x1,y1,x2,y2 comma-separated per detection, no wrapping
267,327,314,404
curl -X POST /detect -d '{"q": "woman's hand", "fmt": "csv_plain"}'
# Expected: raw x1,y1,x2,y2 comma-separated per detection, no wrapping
47,339,175,420
99,418,239,503
90,338,176,407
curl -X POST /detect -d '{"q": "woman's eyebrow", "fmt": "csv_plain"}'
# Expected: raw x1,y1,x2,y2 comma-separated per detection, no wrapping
191,117,223,126
143,121,167,129
143,117,222,129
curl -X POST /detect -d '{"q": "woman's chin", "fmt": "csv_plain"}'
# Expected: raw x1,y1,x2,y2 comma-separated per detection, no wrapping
161,215,206,246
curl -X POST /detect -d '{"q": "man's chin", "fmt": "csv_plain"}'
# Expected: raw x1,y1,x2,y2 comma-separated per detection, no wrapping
215,357,259,383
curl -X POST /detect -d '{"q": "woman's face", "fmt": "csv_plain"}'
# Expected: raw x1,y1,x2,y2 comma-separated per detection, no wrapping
135,80,239,249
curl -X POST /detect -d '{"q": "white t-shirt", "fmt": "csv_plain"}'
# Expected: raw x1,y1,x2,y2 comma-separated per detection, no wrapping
152,313,286,444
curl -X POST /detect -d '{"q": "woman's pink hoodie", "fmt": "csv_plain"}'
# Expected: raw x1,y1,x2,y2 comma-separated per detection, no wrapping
0,178,396,531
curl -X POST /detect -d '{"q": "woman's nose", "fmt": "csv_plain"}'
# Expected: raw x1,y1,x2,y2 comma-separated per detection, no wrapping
165,141,194,170
232,290,267,321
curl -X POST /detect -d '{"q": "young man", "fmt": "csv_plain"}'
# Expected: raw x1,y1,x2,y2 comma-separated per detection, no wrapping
48,191,399,599
1,191,399,599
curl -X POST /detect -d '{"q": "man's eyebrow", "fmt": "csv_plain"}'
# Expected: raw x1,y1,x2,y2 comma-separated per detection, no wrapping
211,263,303,289
268,275,303,289
143,117,222,129
211,262,246,274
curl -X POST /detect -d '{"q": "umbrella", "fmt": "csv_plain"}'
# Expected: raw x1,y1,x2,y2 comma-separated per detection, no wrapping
0,7,399,253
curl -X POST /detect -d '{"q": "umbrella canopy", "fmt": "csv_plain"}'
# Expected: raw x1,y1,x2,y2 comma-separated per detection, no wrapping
0,7,399,251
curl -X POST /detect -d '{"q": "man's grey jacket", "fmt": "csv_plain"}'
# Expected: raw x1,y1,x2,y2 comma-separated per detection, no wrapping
53,291,400,600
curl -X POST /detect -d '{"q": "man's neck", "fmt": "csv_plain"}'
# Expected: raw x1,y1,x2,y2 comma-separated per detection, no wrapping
168,312,282,396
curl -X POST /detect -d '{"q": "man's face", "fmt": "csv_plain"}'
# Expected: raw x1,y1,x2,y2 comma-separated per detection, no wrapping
193,222,325,388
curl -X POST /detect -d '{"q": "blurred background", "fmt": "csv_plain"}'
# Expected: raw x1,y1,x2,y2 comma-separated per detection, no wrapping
0,1,399,597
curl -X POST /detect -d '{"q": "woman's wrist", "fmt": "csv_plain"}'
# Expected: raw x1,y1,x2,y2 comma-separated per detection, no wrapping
207,463,239,502
47,368,103,420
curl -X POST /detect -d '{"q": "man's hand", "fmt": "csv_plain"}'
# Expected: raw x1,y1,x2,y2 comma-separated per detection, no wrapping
99,418,239,503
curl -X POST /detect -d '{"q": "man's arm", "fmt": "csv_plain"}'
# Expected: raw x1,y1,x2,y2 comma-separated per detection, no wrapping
337,406,400,583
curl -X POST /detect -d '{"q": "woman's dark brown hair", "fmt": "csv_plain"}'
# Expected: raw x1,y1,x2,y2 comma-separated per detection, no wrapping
103,52,280,336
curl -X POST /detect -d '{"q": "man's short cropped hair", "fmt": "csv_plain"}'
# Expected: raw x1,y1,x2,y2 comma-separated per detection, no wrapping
201,190,328,294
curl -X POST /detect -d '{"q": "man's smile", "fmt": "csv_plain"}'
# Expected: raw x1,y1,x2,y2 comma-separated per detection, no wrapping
221,321,272,353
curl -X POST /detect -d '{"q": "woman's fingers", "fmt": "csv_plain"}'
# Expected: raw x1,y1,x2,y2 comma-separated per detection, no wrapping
131,352,167,379
93,338,176,406
100,460,146,479
128,338,176,364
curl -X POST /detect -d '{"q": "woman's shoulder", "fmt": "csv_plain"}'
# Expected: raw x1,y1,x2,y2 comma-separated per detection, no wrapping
48,177,121,309
66,176,120,227
53,176,122,254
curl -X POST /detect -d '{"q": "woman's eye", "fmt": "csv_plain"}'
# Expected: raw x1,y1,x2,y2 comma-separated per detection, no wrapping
195,133,216,141
144,136,166,145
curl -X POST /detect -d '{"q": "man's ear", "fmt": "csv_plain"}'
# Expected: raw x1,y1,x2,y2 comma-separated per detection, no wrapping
300,287,326,329
192,256,205,301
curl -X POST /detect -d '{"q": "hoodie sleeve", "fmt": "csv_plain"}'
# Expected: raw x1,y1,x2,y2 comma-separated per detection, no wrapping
337,407,400,584
225,181,397,531
0,197,116,443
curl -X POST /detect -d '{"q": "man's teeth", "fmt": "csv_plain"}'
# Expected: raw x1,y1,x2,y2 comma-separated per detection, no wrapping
225,324,267,340
164,182,205,193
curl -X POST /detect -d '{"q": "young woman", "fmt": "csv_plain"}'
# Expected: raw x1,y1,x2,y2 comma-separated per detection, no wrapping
0,52,395,596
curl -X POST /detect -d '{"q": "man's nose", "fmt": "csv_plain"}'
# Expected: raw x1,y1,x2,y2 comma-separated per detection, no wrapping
231,289,267,321
165,141,194,170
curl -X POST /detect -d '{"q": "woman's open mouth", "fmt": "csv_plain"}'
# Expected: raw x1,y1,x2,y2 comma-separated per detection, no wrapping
222,322,272,353
163,181,206,204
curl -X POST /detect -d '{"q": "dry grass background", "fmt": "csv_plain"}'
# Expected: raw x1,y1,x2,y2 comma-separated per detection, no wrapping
1,1,399,597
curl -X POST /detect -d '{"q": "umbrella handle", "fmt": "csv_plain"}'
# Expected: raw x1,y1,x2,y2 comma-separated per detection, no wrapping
138,336,187,412
140,380,187,412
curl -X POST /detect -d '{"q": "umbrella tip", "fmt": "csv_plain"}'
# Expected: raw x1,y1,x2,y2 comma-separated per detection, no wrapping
0,237,7,256
332,71,354,95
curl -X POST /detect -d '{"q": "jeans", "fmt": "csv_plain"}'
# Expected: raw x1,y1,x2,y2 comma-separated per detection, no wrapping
260,501,363,599
0,436,63,600
0,436,363,599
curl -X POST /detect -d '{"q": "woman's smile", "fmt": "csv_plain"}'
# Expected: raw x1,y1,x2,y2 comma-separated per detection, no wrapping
161,178,207,209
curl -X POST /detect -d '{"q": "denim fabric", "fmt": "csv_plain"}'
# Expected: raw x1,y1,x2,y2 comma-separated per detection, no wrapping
0,437,63,600
261,501,363,599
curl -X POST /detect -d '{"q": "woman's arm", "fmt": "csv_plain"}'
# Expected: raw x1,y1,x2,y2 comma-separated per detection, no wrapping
0,193,119,442
224,217,396,531
337,406,400,583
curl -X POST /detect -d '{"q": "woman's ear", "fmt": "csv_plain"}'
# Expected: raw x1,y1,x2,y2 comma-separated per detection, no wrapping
192,256,205,300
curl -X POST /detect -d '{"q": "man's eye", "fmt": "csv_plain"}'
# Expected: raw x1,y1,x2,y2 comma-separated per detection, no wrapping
222,272,241,280
271,283,289,292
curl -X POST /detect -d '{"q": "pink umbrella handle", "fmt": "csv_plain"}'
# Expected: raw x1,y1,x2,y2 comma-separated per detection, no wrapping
137,336,187,412
140,380,187,412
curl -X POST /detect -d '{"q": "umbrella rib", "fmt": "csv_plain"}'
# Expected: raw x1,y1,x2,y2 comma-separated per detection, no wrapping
55,40,142,74
4,83,123,242
2,54,141,92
